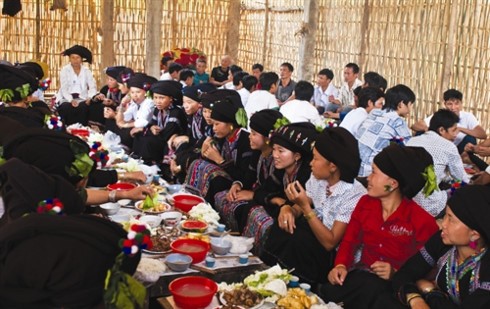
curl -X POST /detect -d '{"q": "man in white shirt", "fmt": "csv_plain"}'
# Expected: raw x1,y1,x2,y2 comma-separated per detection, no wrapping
311,68,339,114
280,81,323,127
161,63,182,81
330,63,363,113
340,87,384,135
407,109,470,217
411,89,487,153
236,74,257,107
245,72,279,123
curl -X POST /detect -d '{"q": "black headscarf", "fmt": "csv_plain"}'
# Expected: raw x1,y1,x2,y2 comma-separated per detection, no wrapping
104,66,127,80
126,73,157,90
314,127,360,183
209,89,244,127
2,129,93,185
151,80,183,105
0,158,85,228
0,214,140,308
0,64,38,102
373,144,433,199
270,122,317,158
448,185,490,243
62,45,93,64
249,109,283,137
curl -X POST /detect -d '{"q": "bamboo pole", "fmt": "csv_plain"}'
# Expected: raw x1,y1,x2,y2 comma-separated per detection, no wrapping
262,0,270,66
101,0,115,77
145,0,163,78
298,0,317,81
359,0,370,70
225,0,241,60
35,0,40,59
440,0,459,100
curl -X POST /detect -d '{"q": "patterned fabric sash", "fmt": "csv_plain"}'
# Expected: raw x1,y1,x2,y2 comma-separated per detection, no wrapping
184,159,232,198
243,206,273,256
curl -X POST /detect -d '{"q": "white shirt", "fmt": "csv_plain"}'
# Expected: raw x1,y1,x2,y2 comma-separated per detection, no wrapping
245,90,278,122
407,131,470,216
280,99,324,127
56,64,97,103
123,98,154,128
340,107,368,135
311,83,339,108
424,111,479,146
306,177,367,229
237,88,250,107
337,78,363,108
159,72,172,81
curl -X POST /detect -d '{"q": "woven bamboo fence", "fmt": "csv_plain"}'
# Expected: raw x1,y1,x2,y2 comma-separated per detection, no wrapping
1,0,490,131
0,0,230,91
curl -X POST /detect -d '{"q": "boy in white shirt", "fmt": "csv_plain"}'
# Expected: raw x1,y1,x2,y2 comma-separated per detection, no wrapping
340,87,384,135
245,72,279,122
280,81,324,127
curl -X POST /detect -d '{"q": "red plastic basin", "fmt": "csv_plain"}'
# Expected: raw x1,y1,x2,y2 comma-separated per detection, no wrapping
169,276,218,309
170,238,209,264
106,182,137,191
172,193,205,213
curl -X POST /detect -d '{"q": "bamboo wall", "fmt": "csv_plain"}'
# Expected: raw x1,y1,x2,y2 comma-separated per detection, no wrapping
1,0,490,130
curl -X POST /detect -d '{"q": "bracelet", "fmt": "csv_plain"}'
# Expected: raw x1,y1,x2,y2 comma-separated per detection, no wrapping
406,293,422,305
335,264,347,269
304,211,316,221
108,190,117,202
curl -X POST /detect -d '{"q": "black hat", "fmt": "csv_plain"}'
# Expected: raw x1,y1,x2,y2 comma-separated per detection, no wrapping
0,64,38,102
104,66,127,80
116,67,135,84
3,129,94,185
447,185,490,243
62,44,93,64
209,90,246,127
150,80,183,104
126,73,157,91
16,62,44,80
270,122,317,156
0,158,85,228
373,144,434,199
314,127,360,183
0,214,141,308
249,109,283,137
182,85,202,103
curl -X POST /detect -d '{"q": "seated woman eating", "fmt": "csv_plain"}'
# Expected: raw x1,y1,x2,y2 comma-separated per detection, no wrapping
378,185,490,309
261,127,367,284
318,144,439,309
184,90,252,205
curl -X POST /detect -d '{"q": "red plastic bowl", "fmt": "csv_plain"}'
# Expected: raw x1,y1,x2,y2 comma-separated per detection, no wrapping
173,193,205,213
107,182,137,191
169,276,218,309
70,129,89,137
170,238,210,264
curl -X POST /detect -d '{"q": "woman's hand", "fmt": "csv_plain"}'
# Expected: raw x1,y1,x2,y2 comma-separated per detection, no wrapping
122,171,147,184
120,185,154,201
285,181,309,209
409,297,430,309
204,144,222,164
278,205,296,234
226,183,242,202
130,127,143,137
416,279,436,294
474,145,490,157
94,93,106,101
328,265,348,285
370,261,395,280
120,95,131,107
150,125,161,136
235,190,253,201
201,137,213,154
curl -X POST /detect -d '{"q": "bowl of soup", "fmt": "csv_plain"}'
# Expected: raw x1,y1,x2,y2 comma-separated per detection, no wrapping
170,238,209,264
172,193,205,213
169,276,218,309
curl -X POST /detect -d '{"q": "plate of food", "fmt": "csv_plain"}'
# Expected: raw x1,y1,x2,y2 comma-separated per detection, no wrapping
135,196,171,214
142,226,181,254
219,286,264,309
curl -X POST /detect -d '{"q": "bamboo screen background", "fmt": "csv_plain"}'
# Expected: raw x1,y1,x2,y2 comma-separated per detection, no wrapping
1,0,490,129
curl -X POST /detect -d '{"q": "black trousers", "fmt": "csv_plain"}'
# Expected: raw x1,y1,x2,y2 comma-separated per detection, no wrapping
57,102,89,126
317,270,392,309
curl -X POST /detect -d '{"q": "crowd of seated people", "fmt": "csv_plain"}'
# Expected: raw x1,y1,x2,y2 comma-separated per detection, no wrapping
1,44,490,309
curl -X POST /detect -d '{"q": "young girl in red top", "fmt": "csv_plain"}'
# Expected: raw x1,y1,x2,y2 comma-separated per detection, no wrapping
318,144,439,309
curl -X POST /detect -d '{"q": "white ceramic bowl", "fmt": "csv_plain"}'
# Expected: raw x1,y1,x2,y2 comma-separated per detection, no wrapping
159,211,183,227
117,199,131,207
99,202,120,215
110,214,131,223
210,238,232,255
139,215,163,228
